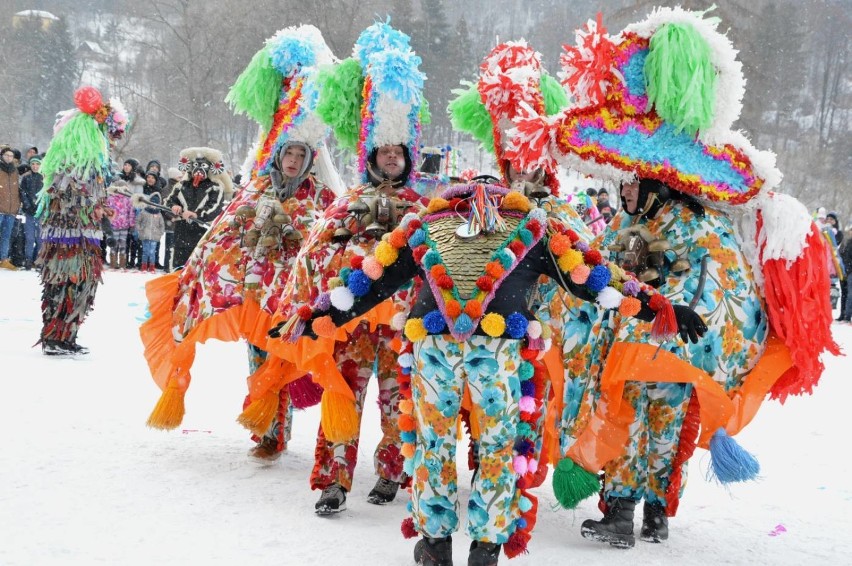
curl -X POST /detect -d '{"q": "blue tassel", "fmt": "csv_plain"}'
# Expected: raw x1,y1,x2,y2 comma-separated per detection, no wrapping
708,428,760,483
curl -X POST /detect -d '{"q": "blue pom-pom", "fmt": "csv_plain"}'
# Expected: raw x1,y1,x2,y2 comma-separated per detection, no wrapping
401,431,416,443
453,313,474,334
423,310,447,334
708,428,760,483
403,459,414,476
514,437,534,456
518,496,533,513
518,228,533,247
409,228,425,247
268,35,316,76
518,361,535,380
516,518,527,530
495,249,514,269
422,250,440,269
339,267,352,284
521,380,535,397
401,366,411,375
348,269,372,297
505,313,529,339
586,265,612,292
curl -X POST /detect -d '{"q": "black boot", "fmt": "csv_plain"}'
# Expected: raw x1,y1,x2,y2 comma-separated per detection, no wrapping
414,536,453,566
581,497,636,549
640,501,669,542
468,540,500,565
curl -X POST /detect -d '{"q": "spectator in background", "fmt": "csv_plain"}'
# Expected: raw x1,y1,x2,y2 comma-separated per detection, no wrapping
105,180,135,269
162,167,181,271
840,228,852,324
586,187,598,205
136,171,166,273
18,156,43,269
826,212,843,246
25,146,39,163
0,147,21,270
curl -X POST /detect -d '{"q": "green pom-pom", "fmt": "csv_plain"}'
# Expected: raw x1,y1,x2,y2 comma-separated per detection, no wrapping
540,73,569,116
518,361,534,380
225,46,283,131
552,457,600,509
316,57,364,152
644,22,717,137
447,81,495,154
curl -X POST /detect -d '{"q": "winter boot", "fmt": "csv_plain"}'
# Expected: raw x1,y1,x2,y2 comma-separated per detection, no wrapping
148,263,157,273
314,483,347,516
413,536,453,566
581,497,636,549
118,253,127,270
247,436,282,464
109,253,118,269
141,262,148,272
367,477,400,505
468,541,501,565
640,501,669,543
42,340,73,356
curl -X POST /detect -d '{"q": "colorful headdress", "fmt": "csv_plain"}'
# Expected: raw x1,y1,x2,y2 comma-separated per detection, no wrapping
316,20,428,182
226,24,336,177
40,86,128,190
448,41,568,193
506,8,782,210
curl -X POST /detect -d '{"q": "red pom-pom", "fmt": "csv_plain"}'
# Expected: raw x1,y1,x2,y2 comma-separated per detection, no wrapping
412,245,429,264
526,219,542,237
476,276,493,292
566,229,579,243
401,517,418,539
648,293,667,312
408,219,422,231
349,256,364,270
508,241,526,257
437,274,454,290
583,249,602,265
296,305,314,321
74,86,103,114
503,531,531,559
520,348,537,361
448,197,462,210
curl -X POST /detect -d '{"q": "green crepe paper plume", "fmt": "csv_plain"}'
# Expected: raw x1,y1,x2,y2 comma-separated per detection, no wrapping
541,73,569,115
447,81,495,154
225,45,283,132
316,57,364,153
419,97,431,126
39,112,108,195
552,457,601,509
644,22,717,137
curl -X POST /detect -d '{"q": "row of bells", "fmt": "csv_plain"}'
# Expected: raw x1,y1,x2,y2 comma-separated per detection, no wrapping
332,195,410,243
232,204,303,249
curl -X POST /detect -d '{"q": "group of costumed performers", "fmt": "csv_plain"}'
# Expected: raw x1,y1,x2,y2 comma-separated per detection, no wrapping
271,32,707,565
505,7,840,550
265,21,434,515
36,86,128,355
140,25,340,462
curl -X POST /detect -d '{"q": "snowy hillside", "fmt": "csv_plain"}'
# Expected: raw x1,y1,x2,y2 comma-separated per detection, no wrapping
1,269,850,565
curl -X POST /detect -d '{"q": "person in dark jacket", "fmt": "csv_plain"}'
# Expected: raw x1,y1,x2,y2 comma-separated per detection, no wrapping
838,228,852,322
0,146,21,270
19,156,44,269
164,147,228,269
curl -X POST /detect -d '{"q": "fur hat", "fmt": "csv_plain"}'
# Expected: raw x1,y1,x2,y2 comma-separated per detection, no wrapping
177,146,234,198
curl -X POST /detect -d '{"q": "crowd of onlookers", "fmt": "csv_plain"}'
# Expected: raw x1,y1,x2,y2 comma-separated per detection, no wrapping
0,145,43,270
817,207,852,324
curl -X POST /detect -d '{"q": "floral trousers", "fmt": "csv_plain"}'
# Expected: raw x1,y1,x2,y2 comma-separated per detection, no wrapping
246,344,293,451
603,381,693,506
410,335,521,544
310,322,407,492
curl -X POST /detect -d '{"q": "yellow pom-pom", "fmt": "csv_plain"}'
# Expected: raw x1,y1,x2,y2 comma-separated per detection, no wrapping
480,312,506,337
427,197,450,213
608,262,627,282
399,398,414,414
557,249,583,273
375,241,399,266
404,318,428,342
328,277,343,290
502,191,531,212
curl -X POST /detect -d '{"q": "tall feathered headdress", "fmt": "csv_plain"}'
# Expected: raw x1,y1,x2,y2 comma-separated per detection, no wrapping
315,20,428,183
40,86,128,192
448,40,568,193
226,24,336,178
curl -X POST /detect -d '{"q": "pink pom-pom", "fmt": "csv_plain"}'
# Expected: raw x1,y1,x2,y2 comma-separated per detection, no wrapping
527,458,538,474
362,256,384,280
513,455,528,475
571,264,590,284
526,321,542,339
518,396,536,413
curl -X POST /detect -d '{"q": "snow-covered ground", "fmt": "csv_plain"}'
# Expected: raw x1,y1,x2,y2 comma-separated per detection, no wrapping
1,269,850,565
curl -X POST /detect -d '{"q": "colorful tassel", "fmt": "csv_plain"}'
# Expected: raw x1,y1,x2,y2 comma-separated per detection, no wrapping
236,388,279,436
146,377,186,430
288,375,324,409
320,390,360,442
551,457,600,509
708,428,760,484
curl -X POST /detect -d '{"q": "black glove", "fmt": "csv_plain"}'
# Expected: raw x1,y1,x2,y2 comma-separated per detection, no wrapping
673,305,707,344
